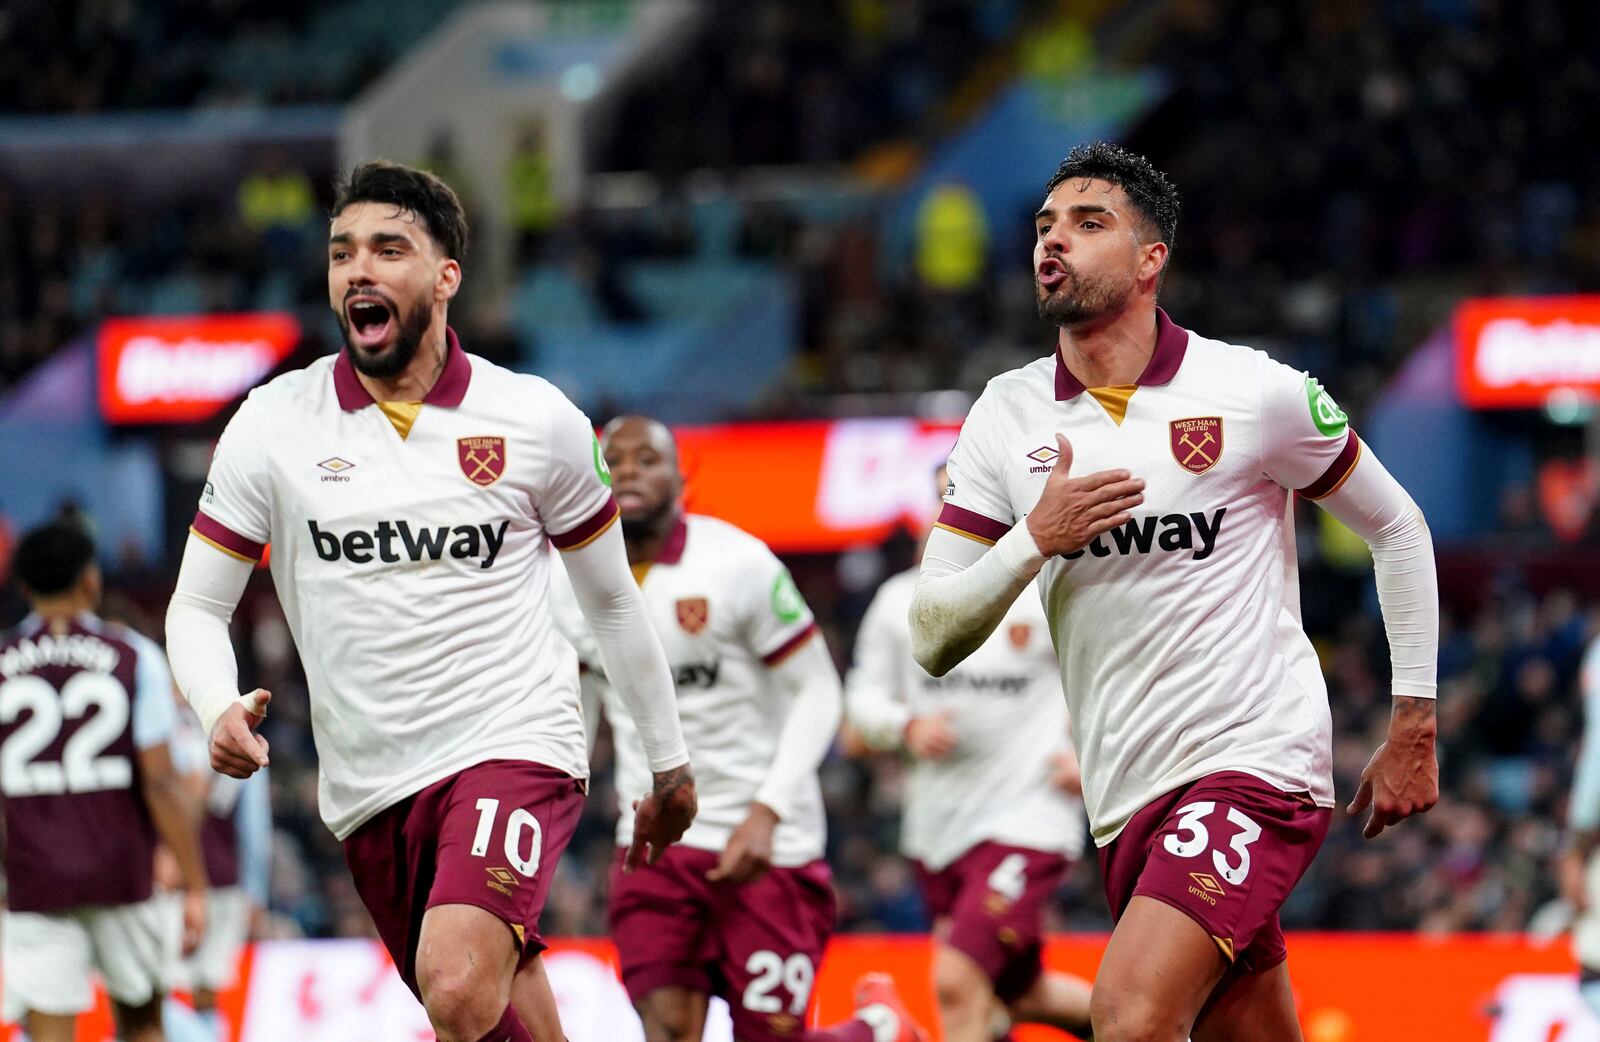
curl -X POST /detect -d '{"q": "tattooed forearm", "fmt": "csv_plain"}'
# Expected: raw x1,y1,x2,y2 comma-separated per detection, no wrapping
1390,695,1437,738
651,762,695,797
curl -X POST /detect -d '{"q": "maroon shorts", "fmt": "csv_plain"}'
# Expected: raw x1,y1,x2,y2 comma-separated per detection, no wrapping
915,842,1070,1002
608,845,836,1042
341,759,585,995
1098,771,1331,977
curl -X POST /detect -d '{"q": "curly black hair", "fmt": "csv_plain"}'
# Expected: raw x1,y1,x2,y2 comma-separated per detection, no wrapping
332,160,469,262
1045,141,1179,251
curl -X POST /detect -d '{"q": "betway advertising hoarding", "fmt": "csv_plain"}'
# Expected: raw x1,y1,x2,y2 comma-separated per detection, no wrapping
1456,295,1600,409
98,313,300,424
4,935,1593,1042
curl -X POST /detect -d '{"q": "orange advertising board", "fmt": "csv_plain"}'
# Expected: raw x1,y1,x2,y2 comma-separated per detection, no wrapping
674,418,962,552
5,934,1589,1042
1455,295,1600,409
98,313,300,424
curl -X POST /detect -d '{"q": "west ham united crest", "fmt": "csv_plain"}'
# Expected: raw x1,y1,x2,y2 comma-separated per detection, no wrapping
458,436,506,487
676,597,709,635
1008,623,1031,650
1170,417,1222,475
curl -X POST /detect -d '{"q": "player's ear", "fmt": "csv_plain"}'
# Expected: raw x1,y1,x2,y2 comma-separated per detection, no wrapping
436,256,462,302
1138,240,1168,287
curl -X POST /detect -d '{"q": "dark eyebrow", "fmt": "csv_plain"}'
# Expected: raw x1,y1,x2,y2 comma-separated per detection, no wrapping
1067,204,1114,219
328,231,415,247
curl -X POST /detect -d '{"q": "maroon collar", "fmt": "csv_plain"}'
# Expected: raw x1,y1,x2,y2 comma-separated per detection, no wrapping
652,513,689,565
1054,307,1189,401
333,326,471,410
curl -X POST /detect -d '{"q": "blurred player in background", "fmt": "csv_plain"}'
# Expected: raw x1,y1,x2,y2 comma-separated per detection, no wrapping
163,696,272,1042
911,142,1440,1042
1,521,207,1042
846,465,1092,1042
1561,633,1600,1014
551,416,927,1042
165,162,696,1042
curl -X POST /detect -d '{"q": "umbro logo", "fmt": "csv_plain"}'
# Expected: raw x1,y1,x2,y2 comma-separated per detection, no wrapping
486,866,519,897
317,457,355,483
1187,871,1225,906
1025,445,1058,474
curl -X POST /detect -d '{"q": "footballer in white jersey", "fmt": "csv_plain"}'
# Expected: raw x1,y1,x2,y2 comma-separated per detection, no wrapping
911,143,1439,1041
552,416,927,1042
847,467,1093,1042
166,162,696,1042
1561,636,1600,1014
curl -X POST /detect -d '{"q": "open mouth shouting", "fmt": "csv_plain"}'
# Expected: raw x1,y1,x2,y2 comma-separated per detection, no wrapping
1037,257,1069,291
345,293,397,349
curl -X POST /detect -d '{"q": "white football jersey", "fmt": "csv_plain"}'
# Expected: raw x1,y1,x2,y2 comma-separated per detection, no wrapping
848,568,1085,869
194,332,614,839
936,310,1360,845
550,514,826,866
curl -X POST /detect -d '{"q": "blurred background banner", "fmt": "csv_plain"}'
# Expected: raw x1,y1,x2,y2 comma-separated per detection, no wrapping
1,934,1593,1042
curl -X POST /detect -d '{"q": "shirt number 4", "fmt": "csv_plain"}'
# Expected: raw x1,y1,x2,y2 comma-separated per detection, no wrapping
1161,800,1262,886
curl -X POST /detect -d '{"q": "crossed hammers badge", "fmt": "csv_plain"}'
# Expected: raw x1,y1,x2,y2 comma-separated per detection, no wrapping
457,436,507,487
1169,418,1223,475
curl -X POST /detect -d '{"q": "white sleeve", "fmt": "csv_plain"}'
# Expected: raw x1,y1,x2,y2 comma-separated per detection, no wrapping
193,393,272,562
165,534,256,735
912,524,1045,677
752,634,841,820
539,393,621,550
559,522,688,772
910,387,1044,676
1572,642,1600,832
1314,442,1438,698
844,584,914,751
740,546,817,667
1259,360,1361,496
128,632,178,751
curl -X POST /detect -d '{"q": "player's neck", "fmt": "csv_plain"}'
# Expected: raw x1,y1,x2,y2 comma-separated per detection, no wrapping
1056,300,1159,388
30,595,91,628
622,512,678,566
356,323,450,403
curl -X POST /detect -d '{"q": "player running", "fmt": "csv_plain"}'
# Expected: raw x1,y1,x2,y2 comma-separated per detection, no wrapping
846,468,1092,1042
1561,633,1600,1014
550,416,926,1042
2,521,207,1042
165,162,696,1042
910,142,1440,1042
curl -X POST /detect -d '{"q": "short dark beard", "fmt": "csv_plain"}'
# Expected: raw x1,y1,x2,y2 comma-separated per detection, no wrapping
338,292,433,379
1035,266,1132,327
620,498,676,542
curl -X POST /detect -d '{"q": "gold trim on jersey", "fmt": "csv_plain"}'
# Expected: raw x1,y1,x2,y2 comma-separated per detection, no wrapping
630,561,653,585
933,521,997,546
555,510,619,552
377,400,424,440
1086,384,1138,426
1303,439,1363,501
189,526,260,563
1213,935,1236,961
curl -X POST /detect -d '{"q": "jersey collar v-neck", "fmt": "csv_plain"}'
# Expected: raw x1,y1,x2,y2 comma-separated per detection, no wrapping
332,326,472,414
1053,307,1190,402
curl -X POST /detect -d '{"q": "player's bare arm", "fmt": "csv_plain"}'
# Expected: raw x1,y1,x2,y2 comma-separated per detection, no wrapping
138,740,210,953
1022,434,1145,557
706,801,778,884
628,762,698,871
1347,695,1439,839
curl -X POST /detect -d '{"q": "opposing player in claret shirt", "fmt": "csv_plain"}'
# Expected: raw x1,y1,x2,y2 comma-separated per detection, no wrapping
1,522,207,1042
550,416,928,1042
911,142,1441,1042
165,162,696,1042
846,465,1093,1042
